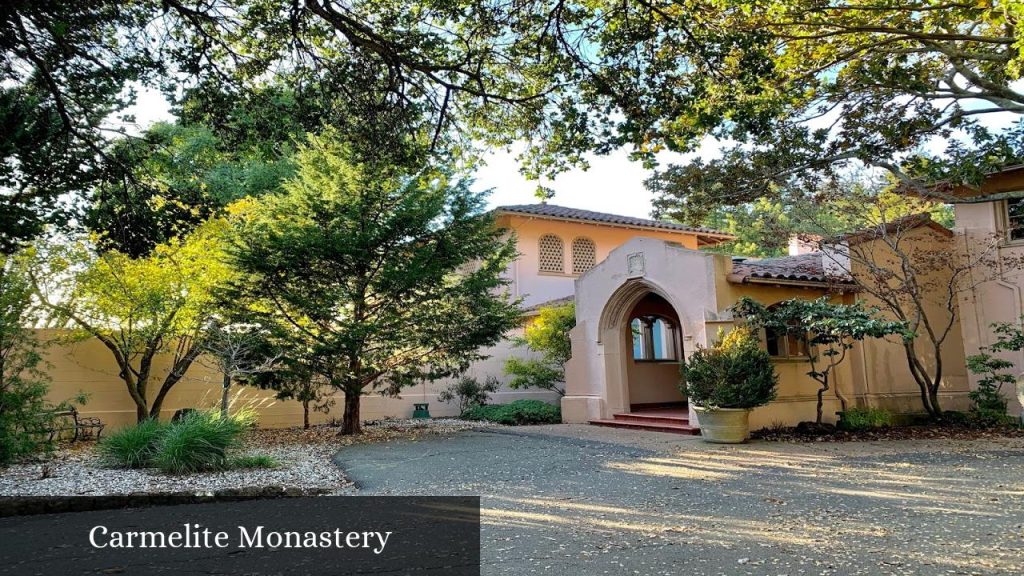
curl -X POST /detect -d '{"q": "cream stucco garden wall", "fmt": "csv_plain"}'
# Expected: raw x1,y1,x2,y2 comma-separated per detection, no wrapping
39,327,556,431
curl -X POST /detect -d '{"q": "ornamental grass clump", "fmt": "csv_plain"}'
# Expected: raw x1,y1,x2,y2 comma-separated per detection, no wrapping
97,418,167,468
684,328,778,410
153,410,252,474
98,408,256,473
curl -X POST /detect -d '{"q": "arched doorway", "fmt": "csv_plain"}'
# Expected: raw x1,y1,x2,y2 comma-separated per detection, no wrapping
623,293,687,410
597,282,688,415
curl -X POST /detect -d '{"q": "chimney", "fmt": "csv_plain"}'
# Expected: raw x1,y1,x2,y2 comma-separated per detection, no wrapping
788,234,822,256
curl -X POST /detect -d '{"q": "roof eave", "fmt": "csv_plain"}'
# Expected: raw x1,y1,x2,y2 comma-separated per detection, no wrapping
726,274,857,291
493,209,736,244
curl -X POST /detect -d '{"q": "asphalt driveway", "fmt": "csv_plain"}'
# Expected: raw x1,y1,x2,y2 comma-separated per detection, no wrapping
334,425,1024,576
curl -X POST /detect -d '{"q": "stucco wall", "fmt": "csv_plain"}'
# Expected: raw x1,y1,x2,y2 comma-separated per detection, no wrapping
37,327,558,431
955,201,1024,416
624,359,685,404
846,226,972,414
495,213,702,307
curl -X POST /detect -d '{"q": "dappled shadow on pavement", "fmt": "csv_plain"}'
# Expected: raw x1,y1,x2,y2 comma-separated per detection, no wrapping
335,428,1024,575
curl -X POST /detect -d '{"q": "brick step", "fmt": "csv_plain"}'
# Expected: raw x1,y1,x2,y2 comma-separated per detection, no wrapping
612,412,690,426
589,419,700,435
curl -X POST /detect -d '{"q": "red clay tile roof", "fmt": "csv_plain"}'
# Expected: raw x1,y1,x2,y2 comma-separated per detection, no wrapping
523,295,575,313
728,253,856,287
729,214,950,287
493,204,733,242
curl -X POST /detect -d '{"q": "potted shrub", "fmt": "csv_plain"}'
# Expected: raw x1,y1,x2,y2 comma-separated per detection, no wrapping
683,327,778,443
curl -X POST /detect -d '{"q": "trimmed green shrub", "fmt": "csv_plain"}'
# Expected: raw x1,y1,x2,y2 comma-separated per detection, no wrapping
684,328,778,410
838,407,893,431
462,399,560,425
231,454,280,469
153,411,247,474
97,419,168,468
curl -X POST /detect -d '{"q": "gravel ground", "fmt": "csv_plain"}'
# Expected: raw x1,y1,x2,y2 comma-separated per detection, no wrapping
0,418,493,497
335,424,1024,576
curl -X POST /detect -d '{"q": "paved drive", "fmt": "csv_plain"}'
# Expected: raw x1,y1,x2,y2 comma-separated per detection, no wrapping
334,425,1024,576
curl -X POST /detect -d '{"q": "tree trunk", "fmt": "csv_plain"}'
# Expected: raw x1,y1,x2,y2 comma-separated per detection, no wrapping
340,391,361,435
303,400,310,430
149,346,203,420
135,402,148,423
815,377,829,425
220,373,231,419
904,343,940,418
928,386,943,417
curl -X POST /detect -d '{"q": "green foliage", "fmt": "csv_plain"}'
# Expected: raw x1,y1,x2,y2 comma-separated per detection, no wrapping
966,352,1013,426
504,303,575,395
4,1,1020,253
690,190,954,257
734,296,906,423
966,318,1024,426
640,2,1024,221
1,2,160,253
230,454,280,470
97,419,168,469
438,375,501,414
230,130,521,435
0,255,53,465
838,407,893,432
684,328,778,410
461,400,561,426
86,122,292,257
152,411,250,474
30,219,234,422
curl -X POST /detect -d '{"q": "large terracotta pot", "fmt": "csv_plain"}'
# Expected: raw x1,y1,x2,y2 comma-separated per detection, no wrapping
693,406,750,444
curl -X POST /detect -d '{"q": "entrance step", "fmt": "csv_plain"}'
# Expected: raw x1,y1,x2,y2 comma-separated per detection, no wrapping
589,410,700,435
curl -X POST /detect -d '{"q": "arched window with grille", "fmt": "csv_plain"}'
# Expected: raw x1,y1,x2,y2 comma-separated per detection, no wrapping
571,237,597,275
538,234,565,274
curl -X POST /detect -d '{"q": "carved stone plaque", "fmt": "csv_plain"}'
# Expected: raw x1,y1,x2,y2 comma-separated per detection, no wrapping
626,252,645,277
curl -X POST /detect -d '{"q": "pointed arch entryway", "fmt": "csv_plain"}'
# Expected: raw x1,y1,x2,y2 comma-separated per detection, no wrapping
597,280,688,416
561,237,719,431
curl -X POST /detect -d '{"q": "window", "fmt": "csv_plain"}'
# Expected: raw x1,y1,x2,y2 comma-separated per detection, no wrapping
631,316,680,361
571,237,597,274
1007,198,1024,241
764,325,808,358
538,234,565,273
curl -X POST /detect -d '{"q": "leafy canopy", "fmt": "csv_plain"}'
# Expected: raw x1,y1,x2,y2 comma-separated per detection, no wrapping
29,219,234,421
230,129,522,434
505,302,575,396
642,1,1024,219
